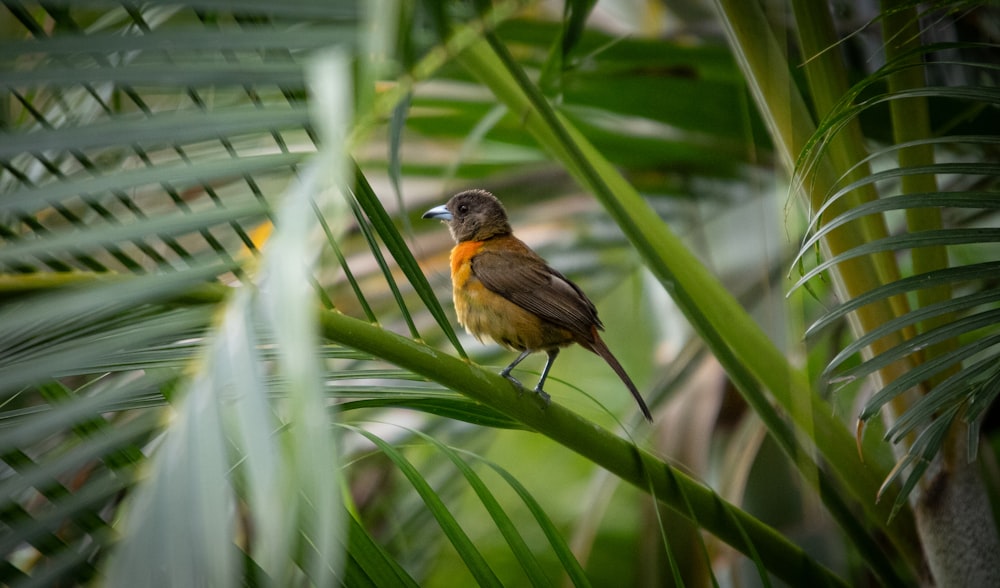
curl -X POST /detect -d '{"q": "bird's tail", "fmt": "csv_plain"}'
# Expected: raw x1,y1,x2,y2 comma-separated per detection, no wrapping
587,331,653,423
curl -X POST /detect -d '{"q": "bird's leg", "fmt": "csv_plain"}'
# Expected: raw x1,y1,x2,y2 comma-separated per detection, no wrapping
531,349,558,406
499,349,532,392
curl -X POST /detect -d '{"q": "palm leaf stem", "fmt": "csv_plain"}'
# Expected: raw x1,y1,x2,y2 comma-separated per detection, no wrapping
881,0,957,383
712,0,917,420
318,306,848,588
790,0,912,328
711,0,927,559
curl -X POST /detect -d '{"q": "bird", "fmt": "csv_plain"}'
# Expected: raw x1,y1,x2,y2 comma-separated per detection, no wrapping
422,189,653,422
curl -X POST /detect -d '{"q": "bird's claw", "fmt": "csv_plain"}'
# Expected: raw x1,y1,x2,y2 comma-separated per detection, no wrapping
501,371,523,393
500,371,551,408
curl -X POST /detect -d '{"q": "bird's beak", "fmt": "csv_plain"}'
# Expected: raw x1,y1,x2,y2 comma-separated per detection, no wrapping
422,204,452,221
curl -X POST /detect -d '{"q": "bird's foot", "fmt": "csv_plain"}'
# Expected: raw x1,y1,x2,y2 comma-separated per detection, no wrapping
500,369,551,409
500,370,524,393
532,386,552,407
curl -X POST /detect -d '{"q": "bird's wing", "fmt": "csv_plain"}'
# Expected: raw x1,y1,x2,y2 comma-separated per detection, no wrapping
471,246,603,336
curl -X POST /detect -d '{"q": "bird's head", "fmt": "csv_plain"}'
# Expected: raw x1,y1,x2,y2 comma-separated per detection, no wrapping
422,189,512,242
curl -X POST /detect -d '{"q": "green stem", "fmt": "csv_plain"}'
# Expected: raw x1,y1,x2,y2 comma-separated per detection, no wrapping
716,0,921,570
712,0,911,367
318,308,849,588
790,0,913,335
881,1,956,374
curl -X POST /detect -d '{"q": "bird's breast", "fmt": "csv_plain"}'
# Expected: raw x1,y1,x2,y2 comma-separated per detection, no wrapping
449,241,484,289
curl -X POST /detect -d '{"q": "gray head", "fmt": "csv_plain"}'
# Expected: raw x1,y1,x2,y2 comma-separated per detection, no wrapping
422,189,512,242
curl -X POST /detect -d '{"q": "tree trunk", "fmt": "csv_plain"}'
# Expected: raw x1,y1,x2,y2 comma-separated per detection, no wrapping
915,434,1000,587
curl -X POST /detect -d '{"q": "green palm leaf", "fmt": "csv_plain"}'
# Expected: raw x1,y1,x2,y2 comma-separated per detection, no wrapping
794,42,1000,516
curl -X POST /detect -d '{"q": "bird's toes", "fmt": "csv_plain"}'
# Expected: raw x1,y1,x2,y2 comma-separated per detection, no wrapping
532,387,552,407
500,371,524,393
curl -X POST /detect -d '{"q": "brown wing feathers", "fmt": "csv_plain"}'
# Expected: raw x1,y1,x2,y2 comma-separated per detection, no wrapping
470,244,602,340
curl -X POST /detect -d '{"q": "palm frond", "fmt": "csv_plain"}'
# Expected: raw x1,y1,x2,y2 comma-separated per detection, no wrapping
110,42,356,582
2,1,359,583
794,36,1000,514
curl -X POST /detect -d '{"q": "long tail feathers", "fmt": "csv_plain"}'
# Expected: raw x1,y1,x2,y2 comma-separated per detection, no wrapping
588,333,653,423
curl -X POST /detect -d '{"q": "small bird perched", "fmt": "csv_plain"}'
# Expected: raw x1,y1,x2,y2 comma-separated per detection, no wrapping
423,189,653,422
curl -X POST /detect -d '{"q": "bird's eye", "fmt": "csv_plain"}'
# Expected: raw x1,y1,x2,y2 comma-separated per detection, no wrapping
457,204,469,214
